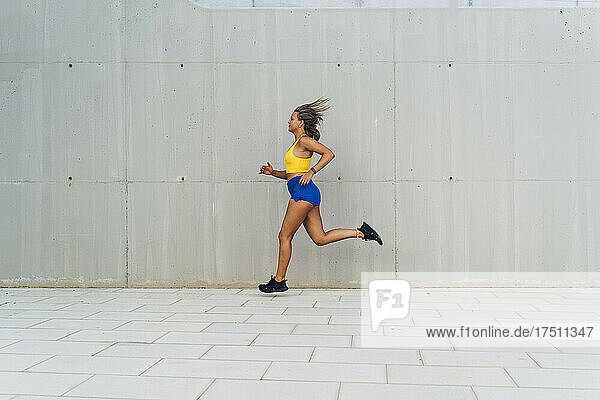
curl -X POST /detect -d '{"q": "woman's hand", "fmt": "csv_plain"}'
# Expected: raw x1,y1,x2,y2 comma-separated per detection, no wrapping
259,162,274,175
299,170,314,185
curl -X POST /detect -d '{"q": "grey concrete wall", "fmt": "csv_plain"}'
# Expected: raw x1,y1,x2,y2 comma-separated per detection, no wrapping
1,1,599,287
196,0,600,8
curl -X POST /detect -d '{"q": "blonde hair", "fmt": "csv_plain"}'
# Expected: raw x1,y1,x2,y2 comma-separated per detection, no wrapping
294,97,331,141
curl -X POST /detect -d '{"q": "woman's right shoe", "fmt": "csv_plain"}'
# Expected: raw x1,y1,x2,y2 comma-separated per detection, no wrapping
358,222,383,245
258,275,289,293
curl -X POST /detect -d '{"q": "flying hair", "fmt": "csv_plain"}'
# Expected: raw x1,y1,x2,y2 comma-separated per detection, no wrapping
294,97,331,141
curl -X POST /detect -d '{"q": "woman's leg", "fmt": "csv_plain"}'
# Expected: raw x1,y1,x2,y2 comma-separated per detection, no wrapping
275,198,314,281
303,205,365,246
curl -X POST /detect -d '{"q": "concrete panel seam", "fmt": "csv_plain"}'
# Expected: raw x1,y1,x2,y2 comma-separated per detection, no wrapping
123,0,130,288
4,61,600,65
3,179,600,183
393,11,398,277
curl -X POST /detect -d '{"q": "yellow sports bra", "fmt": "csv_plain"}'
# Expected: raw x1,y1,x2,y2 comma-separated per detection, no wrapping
284,135,312,173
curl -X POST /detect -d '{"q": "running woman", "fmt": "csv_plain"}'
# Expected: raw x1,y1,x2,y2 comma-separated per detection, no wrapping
257,97,383,293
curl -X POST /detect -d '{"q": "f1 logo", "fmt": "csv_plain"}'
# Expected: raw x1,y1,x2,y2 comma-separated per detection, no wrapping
368,280,411,331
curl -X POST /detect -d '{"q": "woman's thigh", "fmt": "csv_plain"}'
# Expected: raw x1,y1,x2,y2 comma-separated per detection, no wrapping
279,199,314,240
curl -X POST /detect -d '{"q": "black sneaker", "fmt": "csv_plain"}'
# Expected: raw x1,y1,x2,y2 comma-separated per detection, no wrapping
358,221,383,245
258,275,288,293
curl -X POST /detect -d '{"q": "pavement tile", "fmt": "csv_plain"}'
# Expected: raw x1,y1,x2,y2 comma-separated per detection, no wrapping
0,304,67,311
387,365,515,386
528,352,600,369
420,349,537,367
61,330,165,343
253,333,351,347
156,332,257,345
354,336,453,349
0,329,76,341
339,383,476,400
203,322,295,334
293,324,370,336
0,371,90,396
95,343,211,359
0,319,48,329
246,315,330,324
28,355,159,375
506,367,600,389
284,307,360,316
198,379,338,400
473,386,600,400
32,319,125,330
114,321,210,332
0,340,111,356
8,311,97,319
164,313,249,323
437,310,523,318
0,354,53,371
206,306,286,314
263,361,386,383
85,312,174,321
311,347,421,365
65,375,212,399
202,345,313,362
0,339,18,349
60,303,143,312
144,358,269,379
130,305,217,313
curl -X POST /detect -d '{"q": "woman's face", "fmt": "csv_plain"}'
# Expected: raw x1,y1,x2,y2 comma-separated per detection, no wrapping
288,112,303,132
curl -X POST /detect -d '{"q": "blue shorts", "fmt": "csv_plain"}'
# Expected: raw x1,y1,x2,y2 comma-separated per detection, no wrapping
287,176,321,207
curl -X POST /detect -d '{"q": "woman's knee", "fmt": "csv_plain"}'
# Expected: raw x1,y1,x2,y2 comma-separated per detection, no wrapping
312,235,327,246
278,230,294,242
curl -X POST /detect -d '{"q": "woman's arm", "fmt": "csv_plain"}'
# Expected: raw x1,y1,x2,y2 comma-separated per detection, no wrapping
271,169,288,180
297,137,335,185
259,162,287,180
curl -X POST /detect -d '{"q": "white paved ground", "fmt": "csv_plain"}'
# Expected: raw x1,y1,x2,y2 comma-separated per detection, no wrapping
1,287,600,399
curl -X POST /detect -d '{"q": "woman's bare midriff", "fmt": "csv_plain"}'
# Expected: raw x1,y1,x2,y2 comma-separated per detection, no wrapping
286,172,305,181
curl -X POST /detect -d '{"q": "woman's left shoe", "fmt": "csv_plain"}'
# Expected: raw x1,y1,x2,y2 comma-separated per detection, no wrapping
358,222,383,245
258,275,289,293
